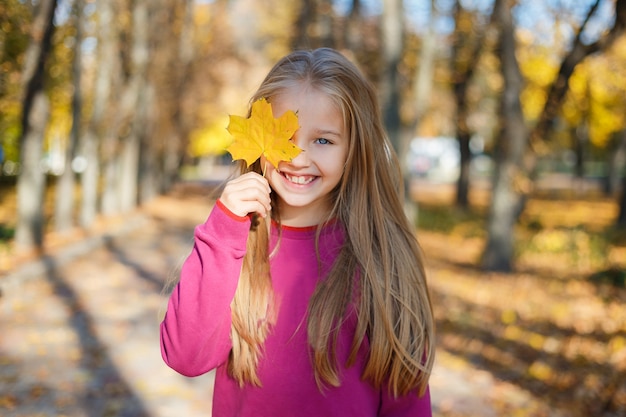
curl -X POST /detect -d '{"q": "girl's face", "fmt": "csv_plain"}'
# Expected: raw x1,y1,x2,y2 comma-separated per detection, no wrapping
262,85,349,227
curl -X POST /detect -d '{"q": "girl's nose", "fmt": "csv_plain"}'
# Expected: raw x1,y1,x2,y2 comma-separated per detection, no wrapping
288,137,310,167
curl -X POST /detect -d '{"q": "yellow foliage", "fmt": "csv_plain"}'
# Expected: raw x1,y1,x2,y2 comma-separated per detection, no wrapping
517,32,626,148
187,115,233,157
562,99,583,126
519,48,559,121
504,324,523,341
589,103,623,148
528,360,553,381
568,65,589,95
501,309,517,325
254,0,298,61
45,103,72,149
532,229,569,253
610,336,626,356
562,40,626,148
528,332,545,350
226,98,301,170
193,2,212,27
520,54,559,88
521,85,547,121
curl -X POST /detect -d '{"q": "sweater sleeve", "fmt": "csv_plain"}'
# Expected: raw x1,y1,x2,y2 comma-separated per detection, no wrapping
379,385,432,417
160,200,251,377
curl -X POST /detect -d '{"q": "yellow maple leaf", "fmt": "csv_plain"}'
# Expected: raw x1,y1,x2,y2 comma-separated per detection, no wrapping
226,98,301,171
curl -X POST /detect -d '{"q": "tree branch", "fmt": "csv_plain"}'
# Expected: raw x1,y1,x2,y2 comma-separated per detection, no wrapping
531,0,626,146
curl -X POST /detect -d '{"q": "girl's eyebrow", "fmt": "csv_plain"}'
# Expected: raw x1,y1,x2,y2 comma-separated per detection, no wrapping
314,128,342,137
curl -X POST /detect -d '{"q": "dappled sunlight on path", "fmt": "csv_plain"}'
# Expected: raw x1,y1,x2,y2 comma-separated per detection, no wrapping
419,202,626,417
0,191,216,416
1,182,624,416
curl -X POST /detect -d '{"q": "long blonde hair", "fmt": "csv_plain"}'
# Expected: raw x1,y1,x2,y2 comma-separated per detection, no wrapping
229,48,435,397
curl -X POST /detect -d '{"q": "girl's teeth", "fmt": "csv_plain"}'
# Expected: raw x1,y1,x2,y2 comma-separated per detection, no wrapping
286,174,313,184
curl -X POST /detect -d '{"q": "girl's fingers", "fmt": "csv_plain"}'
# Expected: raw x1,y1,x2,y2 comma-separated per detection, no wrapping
219,173,272,217
234,200,271,218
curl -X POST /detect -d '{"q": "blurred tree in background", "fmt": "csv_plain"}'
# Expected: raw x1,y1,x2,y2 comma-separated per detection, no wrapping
14,0,58,249
482,0,626,271
0,0,31,169
0,0,625,271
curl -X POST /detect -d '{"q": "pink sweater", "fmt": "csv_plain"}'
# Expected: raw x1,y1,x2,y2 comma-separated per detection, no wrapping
160,201,432,416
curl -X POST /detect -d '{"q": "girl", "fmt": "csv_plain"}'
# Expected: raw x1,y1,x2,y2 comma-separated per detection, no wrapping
160,48,435,416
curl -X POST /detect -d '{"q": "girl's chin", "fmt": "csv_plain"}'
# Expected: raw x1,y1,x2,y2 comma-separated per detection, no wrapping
276,199,330,225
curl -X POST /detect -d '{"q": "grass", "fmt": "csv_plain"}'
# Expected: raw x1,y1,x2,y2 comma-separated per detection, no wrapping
413,186,625,278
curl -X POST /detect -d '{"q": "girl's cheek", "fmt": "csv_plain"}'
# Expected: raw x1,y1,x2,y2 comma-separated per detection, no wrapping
265,165,281,189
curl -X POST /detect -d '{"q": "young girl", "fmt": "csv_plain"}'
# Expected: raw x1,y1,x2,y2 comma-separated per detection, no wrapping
160,48,435,416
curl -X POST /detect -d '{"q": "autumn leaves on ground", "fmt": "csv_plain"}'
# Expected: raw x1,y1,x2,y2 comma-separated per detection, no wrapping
1,180,625,416
413,182,626,416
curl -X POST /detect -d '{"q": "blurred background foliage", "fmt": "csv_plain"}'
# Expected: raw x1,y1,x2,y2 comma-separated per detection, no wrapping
1,1,626,415
0,0,624,260
0,1,620,166
0,0,624,268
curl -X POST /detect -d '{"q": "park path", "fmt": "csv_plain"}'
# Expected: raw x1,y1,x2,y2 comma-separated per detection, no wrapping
0,185,541,417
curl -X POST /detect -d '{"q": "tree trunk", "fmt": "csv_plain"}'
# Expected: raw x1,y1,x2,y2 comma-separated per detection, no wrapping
343,0,362,51
79,129,99,227
614,130,626,227
412,0,436,130
138,85,157,204
456,130,472,206
138,0,192,200
602,129,625,196
381,0,413,220
292,0,335,49
16,93,50,249
618,175,626,228
118,130,140,212
99,0,123,216
55,0,84,232
15,0,58,250
480,0,626,271
481,0,528,272
161,0,195,193
81,0,117,226
119,0,150,212
409,0,436,218
574,124,588,194
292,0,315,49
452,0,488,209
381,0,403,153
317,0,335,48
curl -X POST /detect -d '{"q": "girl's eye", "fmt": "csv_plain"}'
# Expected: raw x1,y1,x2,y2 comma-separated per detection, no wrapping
315,138,331,145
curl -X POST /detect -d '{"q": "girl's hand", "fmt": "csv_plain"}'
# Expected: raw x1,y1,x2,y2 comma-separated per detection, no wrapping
219,172,272,218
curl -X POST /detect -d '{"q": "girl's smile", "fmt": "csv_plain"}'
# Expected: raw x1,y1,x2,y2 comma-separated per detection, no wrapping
262,84,349,227
281,172,317,186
